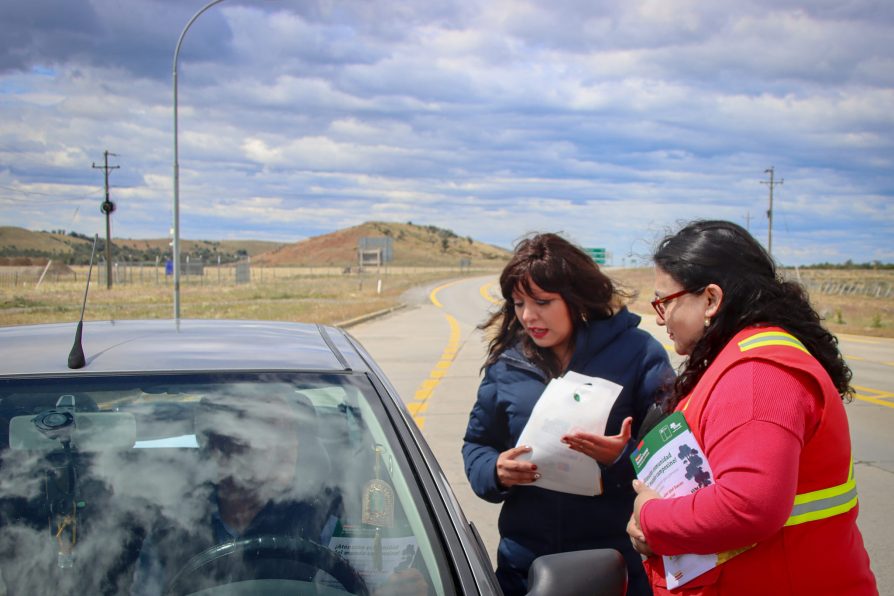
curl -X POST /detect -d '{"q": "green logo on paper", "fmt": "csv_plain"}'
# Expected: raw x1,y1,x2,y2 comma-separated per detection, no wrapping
573,393,581,402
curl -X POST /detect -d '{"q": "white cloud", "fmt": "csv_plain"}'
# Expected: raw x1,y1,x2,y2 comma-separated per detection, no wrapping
0,0,890,264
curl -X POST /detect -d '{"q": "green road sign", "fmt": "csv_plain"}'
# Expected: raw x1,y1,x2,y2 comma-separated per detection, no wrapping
585,247,606,265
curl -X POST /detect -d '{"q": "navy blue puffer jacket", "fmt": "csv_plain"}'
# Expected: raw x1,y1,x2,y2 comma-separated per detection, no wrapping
462,307,673,595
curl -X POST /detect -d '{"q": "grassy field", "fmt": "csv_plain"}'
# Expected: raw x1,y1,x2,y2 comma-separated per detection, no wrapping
0,266,493,327
609,268,894,339
1,265,891,339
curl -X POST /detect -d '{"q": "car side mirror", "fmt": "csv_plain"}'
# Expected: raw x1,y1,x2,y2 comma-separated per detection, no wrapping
526,548,627,596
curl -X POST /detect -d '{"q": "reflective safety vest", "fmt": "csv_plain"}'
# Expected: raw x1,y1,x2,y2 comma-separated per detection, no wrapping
683,328,857,527
645,326,877,595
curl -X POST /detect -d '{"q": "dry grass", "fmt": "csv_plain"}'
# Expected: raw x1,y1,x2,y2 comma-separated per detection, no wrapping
609,268,894,339
0,267,490,327
3,265,890,339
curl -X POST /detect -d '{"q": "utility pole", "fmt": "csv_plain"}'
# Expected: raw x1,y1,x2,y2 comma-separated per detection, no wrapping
761,166,783,256
93,150,119,289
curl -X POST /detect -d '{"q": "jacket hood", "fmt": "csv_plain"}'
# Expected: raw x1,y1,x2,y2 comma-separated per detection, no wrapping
569,307,642,369
500,307,643,376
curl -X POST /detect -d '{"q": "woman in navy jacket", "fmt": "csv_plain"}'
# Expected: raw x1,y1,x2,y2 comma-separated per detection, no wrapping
462,233,673,596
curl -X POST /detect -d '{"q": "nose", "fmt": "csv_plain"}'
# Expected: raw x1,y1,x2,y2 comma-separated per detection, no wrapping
655,311,666,327
519,304,537,325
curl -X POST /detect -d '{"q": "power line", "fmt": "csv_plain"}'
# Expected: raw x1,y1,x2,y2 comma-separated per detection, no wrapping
0,184,103,204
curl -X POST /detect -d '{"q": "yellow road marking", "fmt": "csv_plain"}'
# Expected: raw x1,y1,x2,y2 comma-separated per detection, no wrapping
410,284,464,427
853,394,894,409
480,281,501,305
853,385,894,409
429,279,466,308
836,335,882,345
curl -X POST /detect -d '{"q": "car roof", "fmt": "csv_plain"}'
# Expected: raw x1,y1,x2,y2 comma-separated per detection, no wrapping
0,319,371,377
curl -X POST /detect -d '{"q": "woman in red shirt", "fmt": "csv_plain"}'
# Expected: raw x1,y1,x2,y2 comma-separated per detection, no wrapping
627,220,877,595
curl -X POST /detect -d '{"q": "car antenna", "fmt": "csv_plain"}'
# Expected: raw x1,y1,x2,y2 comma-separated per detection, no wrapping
68,234,99,369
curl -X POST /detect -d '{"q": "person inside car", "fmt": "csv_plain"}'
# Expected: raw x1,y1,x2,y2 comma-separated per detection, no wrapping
132,392,428,596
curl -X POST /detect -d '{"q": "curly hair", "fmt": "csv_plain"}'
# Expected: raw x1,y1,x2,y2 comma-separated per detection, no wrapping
653,220,853,409
481,232,628,378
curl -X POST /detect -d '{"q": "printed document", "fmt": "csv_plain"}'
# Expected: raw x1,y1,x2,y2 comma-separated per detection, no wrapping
516,371,622,496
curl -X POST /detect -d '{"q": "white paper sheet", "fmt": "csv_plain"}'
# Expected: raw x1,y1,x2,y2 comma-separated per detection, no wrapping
516,372,623,496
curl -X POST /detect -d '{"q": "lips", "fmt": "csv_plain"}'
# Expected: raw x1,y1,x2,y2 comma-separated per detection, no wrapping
528,327,548,340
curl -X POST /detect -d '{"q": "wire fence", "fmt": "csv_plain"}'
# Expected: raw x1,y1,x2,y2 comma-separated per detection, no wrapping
780,270,894,299
0,260,495,288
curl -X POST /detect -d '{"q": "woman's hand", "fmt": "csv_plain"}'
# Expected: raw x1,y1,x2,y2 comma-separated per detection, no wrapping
496,445,540,489
561,416,633,465
627,515,655,557
627,479,661,557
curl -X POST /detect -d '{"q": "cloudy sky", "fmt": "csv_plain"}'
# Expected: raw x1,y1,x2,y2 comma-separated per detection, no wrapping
1,0,892,266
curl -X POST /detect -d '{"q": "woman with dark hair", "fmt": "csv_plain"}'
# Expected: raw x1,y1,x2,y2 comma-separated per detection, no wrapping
627,220,877,595
463,232,673,596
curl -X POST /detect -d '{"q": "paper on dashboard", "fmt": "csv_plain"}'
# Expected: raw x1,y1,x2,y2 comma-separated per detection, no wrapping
516,371,622,496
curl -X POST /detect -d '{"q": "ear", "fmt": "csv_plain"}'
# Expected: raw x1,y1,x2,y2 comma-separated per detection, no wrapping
704,283,723,318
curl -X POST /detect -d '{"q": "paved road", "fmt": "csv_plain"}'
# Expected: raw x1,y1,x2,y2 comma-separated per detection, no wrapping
349,274,894,593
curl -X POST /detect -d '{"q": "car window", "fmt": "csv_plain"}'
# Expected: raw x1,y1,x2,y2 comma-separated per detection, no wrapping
0,373,452,596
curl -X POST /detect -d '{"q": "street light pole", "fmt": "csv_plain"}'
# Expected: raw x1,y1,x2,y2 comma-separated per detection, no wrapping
172,0,227,320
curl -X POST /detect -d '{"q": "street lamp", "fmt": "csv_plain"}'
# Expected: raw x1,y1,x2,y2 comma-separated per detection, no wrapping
172,0,227,320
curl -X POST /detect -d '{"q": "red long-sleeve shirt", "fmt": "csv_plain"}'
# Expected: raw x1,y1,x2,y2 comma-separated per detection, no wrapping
640,359,821,555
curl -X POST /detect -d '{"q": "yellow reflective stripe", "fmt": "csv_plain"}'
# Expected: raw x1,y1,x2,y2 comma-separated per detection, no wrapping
738,331,809,354
785,460,857,526
786,495,858,526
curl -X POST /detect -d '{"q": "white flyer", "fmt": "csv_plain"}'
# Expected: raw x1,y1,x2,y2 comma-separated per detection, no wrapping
515,371,622,496
324,534,418,589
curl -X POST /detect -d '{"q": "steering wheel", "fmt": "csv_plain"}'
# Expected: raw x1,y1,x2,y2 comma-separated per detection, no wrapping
164,534,369,595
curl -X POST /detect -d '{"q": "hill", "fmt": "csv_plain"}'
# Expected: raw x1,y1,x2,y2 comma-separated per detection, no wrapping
0,223,512,267
0,227,283,264
252,222,511,267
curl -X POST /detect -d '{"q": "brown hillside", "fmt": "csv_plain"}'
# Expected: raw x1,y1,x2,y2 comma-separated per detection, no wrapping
0,227,282,259
0,256,74,274
254,221,512,267
0,226,79,254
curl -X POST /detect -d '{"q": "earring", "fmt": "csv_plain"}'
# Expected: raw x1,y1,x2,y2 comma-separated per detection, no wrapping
704,317,711,328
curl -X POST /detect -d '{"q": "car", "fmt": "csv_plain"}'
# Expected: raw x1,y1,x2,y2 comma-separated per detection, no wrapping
0,319,626,596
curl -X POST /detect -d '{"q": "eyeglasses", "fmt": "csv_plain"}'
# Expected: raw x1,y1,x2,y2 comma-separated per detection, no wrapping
651,288,703,317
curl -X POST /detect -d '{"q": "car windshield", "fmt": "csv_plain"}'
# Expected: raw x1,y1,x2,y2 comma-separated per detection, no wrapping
0,372,451,596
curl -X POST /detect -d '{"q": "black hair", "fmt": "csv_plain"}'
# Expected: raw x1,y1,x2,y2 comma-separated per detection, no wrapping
653,219,853,409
